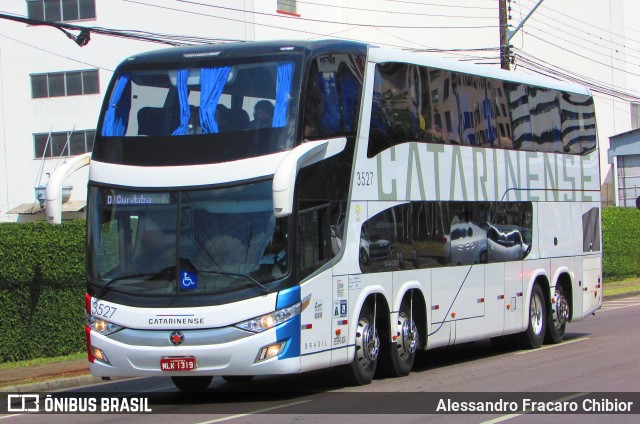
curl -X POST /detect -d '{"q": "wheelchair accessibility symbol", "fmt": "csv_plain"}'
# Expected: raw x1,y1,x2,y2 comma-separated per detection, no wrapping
180,271,198,290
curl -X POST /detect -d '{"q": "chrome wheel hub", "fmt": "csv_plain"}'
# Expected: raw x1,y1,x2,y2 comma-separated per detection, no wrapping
356,317,379,366
554,292,570,327
530,293,544,335
397,312,418,358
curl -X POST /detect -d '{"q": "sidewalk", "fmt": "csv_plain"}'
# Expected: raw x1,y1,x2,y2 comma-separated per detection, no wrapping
0,357,100,392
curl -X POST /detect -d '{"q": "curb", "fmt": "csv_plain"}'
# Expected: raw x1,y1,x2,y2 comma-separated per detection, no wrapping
603,290,640,300
1,374,101,393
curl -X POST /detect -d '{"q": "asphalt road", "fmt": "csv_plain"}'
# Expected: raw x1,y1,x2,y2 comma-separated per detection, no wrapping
2,295,640,424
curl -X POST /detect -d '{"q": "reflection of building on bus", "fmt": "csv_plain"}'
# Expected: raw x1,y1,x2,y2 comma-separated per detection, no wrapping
47,40,602,391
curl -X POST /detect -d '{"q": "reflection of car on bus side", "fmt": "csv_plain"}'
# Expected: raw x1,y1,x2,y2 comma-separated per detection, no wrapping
359,226,392,265
487,224,530,262
443,222,487,265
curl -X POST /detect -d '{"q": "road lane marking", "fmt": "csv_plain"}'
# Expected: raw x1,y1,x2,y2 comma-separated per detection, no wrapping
514,337,589,355
479,392,590,424
0,414,25,420
196,400,310,423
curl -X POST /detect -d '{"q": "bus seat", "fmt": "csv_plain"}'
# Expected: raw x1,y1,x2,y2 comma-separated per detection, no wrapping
137,107,165,136
228,108,250,131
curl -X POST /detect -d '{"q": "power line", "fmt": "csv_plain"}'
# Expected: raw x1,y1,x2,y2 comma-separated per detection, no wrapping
0,31,113,71
520,30,640,79
383,0,497,10
278,0,497,19
173,0,499,29
513,48,640,103
525,22,640,68
0,11,241,46
520,0,640,49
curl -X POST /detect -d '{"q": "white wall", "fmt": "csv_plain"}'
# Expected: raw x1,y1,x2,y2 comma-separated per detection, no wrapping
1,0,638,220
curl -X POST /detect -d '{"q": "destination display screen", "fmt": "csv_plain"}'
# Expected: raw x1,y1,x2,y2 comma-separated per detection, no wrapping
104,193,171,205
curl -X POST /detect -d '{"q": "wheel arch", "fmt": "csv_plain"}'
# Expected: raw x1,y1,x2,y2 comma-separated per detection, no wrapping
526,271,551,316
524,269,551,304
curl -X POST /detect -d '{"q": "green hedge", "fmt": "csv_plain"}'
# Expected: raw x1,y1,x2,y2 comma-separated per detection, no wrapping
0,221,86,363
0,208,639,363
602,207,640,282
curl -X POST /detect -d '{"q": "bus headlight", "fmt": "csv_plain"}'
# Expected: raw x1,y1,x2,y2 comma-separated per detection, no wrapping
235,295,310,333
85,312,124,336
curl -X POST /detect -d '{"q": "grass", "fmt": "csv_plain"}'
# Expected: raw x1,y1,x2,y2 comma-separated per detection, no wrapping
604,277,640,297
0,351,85,371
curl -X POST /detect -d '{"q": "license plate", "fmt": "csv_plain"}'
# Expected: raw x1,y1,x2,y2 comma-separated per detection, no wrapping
160,356,197,371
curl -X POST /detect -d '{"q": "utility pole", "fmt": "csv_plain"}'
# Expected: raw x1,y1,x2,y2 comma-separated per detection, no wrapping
499,0,545,71
499,0,510,70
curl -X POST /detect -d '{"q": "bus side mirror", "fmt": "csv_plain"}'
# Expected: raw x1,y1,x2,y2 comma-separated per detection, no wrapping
272,137,346,218
45,152,91,224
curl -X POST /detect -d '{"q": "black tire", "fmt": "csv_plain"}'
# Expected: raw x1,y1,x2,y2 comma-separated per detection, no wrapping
344,302,379,386
545,285,569,344
519,284,546,349
171,376,213,391
222,375,254,383
378,298,419,378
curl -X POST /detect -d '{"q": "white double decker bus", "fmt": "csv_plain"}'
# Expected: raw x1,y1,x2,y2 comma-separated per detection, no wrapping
47,40,602,390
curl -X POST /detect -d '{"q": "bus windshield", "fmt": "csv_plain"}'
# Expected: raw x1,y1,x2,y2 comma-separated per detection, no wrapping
87,181,289,297
99,58,299,151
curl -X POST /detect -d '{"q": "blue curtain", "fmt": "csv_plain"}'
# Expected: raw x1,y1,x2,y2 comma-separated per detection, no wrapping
340,71,358,132
320,72,340,134
200,67,231,134
172,69,191,135
273,63,293,128
101,73,131,136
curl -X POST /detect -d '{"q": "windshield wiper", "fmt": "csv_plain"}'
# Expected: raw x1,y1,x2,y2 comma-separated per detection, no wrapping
198,269,270,294
97,268,174,298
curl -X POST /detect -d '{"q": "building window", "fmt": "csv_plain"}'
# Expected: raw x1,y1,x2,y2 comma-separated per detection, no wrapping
277,0,297,14
31,69,99,98
27,0,96,22
632,103,640,130
34,130,95,158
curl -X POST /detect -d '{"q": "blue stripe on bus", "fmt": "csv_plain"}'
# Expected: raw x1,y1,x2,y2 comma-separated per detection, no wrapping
276,285,300,309
276,286,301,360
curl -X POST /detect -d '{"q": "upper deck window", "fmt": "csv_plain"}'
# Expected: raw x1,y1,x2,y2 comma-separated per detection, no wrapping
95,57,301,166
367,62,596,158
101,61,295,138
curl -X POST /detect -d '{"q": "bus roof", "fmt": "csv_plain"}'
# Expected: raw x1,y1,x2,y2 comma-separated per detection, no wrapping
121,39,369,65
120,39,590,97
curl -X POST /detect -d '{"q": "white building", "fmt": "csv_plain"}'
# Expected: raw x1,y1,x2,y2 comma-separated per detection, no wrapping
0,0,638,221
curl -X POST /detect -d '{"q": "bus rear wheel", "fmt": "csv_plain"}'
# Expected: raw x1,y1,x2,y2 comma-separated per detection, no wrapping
520,284,546,349
345,303,379,385
545,285,569,344
171,376,213,391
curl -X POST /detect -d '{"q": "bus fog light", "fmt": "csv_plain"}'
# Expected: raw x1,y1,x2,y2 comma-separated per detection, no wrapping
91,346,111,365
256,341,287,363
